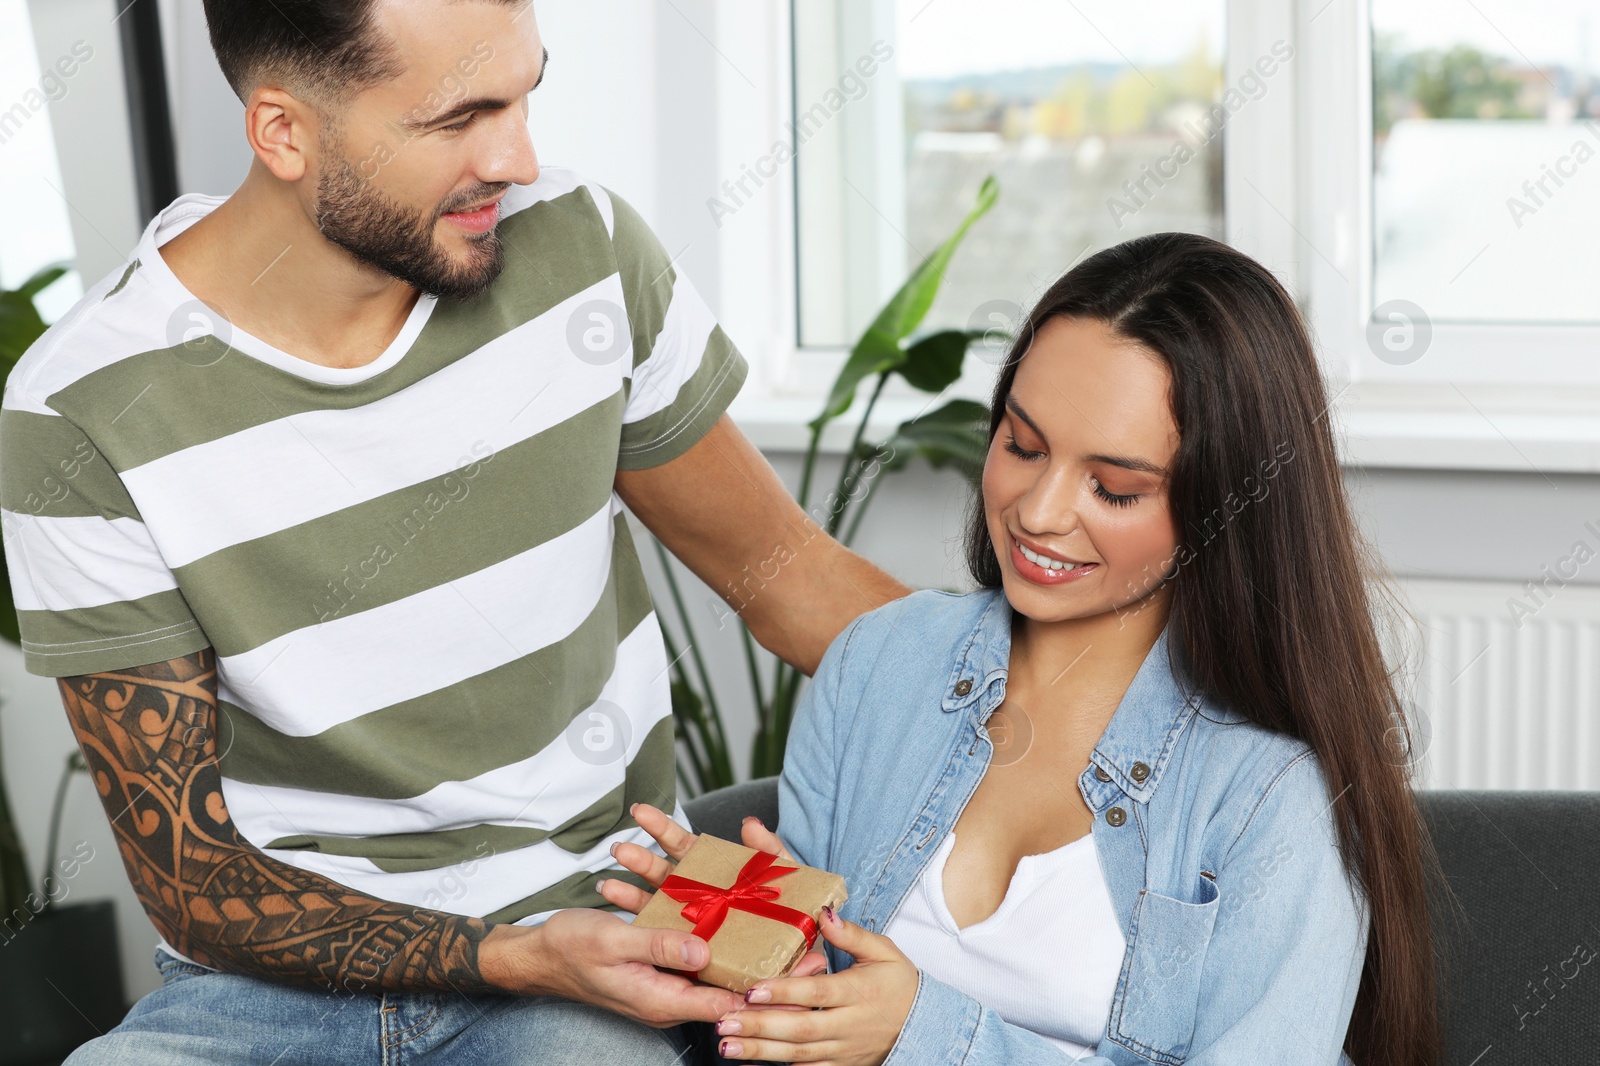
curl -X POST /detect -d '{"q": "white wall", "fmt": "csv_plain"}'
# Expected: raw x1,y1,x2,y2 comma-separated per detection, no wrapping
24,0,145,287
157,0,251,199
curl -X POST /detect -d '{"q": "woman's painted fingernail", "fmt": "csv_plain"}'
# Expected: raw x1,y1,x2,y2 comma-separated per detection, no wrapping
822,905,837,923
716,1016,742,1035
720,1039,743,1058
743,815,765,828
745,986,772,1003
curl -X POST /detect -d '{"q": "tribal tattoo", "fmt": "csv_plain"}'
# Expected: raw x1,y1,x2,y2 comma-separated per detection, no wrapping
58,648,496,996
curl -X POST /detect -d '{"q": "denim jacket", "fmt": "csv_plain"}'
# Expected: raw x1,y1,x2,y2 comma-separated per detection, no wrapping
778,588,1367,1065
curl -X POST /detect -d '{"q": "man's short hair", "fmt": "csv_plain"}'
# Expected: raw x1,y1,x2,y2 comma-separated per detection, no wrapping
202,0,521,110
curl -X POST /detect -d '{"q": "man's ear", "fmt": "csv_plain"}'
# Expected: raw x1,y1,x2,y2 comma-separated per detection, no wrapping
246,86,318,183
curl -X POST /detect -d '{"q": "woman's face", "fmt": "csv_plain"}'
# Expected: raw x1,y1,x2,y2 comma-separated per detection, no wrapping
983,315,1181,625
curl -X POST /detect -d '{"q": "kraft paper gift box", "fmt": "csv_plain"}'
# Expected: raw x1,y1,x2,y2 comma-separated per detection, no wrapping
631,832,849,995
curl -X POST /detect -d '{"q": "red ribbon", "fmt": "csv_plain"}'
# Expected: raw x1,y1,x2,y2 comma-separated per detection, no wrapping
658,851,820,971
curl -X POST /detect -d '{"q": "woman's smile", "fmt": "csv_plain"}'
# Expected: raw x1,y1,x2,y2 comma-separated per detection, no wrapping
1009,533,1099,585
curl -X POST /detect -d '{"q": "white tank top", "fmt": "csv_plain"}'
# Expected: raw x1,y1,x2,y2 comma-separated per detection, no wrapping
882,829,1126,1056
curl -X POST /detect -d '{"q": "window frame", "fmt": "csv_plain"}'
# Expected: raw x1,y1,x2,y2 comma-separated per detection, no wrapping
723,0,1320,441
709,0,1600,467
1298,0,1600,469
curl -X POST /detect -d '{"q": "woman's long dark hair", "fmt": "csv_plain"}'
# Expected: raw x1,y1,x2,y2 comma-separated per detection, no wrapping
966,233,1442,1066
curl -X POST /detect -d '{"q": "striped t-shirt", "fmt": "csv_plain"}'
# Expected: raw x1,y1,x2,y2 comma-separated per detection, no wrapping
0,168,746,952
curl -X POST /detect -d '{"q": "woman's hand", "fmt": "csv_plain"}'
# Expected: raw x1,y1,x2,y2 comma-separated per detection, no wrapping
713,906,919,1066
597,803,828,978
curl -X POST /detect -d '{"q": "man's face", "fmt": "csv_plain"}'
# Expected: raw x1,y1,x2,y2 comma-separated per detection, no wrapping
310,0,545,300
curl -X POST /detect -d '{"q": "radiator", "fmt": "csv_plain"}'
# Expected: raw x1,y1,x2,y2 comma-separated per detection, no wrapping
1385,577,1600,790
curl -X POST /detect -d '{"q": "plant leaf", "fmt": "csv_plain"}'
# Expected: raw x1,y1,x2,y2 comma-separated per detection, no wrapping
896,329,985,394
18,262,70,300
668,677,706,732
811,327,902,430
667,678,711,794
0,291,49,363
811,175,1000,428
0,580,18,646
869,175,998,343
882,399,991,484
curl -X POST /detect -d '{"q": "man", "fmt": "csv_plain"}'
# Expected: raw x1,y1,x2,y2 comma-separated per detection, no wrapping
0,1,907,1061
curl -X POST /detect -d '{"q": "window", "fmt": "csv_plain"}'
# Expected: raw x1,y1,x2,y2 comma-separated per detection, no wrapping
1296,0,1600,396
1373,0,1600,326
794,0,1229,349
775,0,1600,413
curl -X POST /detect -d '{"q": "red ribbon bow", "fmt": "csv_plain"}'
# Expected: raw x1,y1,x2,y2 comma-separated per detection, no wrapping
658,850,821,971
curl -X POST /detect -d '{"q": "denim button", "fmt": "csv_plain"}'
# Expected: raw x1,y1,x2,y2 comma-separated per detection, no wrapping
1106,806,1127,827
1094,766,1112,783
954,679,973,697
1131,761,1151,782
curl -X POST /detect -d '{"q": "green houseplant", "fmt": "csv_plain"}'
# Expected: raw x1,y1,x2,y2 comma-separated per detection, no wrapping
660,177,1004,796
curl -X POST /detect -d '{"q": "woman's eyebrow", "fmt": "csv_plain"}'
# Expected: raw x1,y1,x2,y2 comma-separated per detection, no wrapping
1005,394,1168,476
1093,452,1168,476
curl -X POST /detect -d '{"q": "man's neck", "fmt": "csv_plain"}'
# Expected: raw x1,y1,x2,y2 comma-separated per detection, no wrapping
157,164,422,371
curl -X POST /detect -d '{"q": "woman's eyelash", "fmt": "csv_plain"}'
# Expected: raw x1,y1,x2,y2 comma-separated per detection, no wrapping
1003,436,1140,507
1093,483,1140,507
1002,435,1042,461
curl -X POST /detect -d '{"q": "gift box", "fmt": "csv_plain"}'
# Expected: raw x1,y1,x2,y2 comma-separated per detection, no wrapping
632,833,848,994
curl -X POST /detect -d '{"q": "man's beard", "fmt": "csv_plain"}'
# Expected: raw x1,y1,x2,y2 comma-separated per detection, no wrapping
313,131,508,302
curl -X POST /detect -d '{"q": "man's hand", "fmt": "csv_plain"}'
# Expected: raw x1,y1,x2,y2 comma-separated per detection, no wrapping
600,801,804,901
595,804,829,991
482,910,747,1026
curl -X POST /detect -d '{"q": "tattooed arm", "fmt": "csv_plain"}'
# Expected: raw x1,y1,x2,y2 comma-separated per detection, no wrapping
58,648,746,1023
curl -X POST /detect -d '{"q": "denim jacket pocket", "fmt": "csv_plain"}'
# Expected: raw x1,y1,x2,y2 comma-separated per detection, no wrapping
1107,873,1221,1065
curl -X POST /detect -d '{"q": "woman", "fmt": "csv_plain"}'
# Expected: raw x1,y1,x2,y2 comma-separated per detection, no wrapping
602,232,1442,1065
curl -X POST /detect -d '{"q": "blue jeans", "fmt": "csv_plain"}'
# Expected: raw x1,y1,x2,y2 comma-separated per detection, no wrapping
65,947,717,1065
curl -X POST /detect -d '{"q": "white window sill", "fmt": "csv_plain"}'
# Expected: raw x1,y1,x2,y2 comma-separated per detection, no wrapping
729,378,1600,476
1333,382,1600,475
